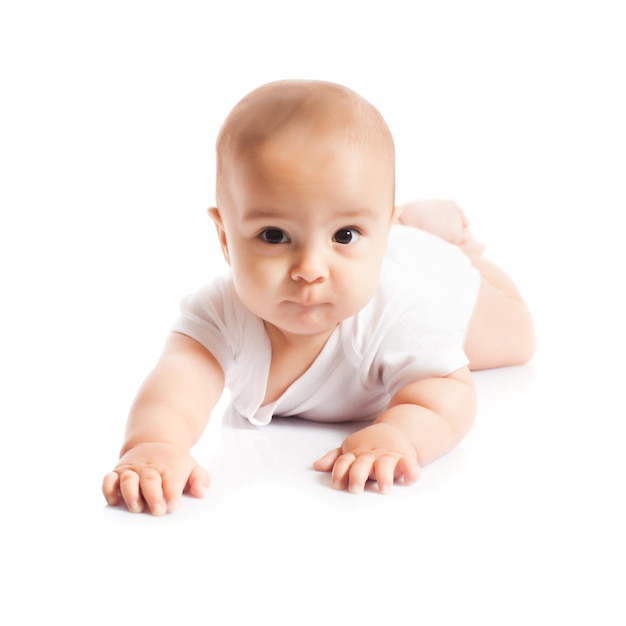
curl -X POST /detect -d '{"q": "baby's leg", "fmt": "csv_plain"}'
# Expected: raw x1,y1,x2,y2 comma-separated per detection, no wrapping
464,256,535,370
398,199,535,369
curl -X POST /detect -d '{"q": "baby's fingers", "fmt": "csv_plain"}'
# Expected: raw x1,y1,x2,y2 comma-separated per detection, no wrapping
373,455,420,492
397,455,421,485
324,451,376,493
373,456,399,494
347,453,377,494
139,469,168,515
114,468,167,515
327,452,356,491
119,469,145,513
183,465,211,499
312,447,342,472
102,472,121,506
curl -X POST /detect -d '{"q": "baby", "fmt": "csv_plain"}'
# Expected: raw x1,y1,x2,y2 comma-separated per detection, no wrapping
103,79,535,515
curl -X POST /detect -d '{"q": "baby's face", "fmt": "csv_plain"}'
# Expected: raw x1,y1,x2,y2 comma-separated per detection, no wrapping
212,129,395,343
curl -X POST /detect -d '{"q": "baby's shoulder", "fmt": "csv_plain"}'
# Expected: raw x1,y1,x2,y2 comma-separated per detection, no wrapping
181,273,246,319
177,273,263,345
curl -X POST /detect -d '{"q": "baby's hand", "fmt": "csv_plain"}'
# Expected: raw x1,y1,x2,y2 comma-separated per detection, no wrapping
102,442,210,515
313,423,420,494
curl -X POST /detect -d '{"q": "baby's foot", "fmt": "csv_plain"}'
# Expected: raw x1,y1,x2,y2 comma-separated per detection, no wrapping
397,199,485,255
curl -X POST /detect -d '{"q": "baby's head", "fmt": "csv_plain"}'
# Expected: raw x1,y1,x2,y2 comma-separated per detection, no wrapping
215,79,395,210
210,80,398,340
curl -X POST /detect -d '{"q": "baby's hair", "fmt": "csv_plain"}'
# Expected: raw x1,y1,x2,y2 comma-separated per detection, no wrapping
215,79,395,206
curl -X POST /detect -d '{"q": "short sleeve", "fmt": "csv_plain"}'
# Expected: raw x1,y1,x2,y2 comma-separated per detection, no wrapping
170,275,244,378
377,305,471,396
353,247,480,398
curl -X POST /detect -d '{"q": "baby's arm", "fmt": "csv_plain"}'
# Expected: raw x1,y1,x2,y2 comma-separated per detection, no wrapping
313,367,476,493
102,332,224,515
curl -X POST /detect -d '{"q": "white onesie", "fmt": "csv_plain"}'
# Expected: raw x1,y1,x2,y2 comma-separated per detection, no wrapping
172,225,480,426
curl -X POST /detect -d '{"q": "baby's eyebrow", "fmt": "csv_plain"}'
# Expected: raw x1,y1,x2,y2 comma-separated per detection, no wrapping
334,207,380,220
242,209,284,221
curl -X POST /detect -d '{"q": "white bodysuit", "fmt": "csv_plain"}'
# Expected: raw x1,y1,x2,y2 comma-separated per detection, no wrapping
172,226,481,426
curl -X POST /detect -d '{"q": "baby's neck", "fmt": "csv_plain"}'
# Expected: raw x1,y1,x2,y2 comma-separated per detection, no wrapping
261,322,337,406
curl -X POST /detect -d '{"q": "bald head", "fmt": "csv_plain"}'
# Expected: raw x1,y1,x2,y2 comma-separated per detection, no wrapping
215,80,395,206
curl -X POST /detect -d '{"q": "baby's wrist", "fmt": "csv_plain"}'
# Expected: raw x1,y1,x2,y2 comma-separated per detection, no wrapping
120,438,190,458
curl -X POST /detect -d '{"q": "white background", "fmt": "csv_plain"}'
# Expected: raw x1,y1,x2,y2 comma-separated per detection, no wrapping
1,1,625,624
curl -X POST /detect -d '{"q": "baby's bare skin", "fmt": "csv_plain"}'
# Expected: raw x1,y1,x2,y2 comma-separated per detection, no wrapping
103,81,535,514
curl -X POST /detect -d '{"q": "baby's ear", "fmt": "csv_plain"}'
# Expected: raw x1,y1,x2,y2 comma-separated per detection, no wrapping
207,207,231,265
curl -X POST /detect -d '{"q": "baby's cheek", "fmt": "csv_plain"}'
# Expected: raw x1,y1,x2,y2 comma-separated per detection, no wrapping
346,279,378,315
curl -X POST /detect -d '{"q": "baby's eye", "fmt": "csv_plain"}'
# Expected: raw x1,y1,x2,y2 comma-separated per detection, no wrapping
333,228,361,245
260,228,290,244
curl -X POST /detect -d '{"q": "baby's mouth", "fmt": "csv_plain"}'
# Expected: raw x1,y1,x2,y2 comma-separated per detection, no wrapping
288,288,327,308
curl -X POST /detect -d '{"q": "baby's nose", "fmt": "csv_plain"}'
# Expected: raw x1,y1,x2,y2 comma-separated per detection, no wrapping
290,244,329,283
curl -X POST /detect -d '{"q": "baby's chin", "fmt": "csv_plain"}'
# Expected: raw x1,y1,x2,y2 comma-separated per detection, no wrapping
263,311,341,341
283,319,338,337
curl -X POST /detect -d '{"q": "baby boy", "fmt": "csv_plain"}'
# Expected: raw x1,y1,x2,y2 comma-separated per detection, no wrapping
103,79,535,515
